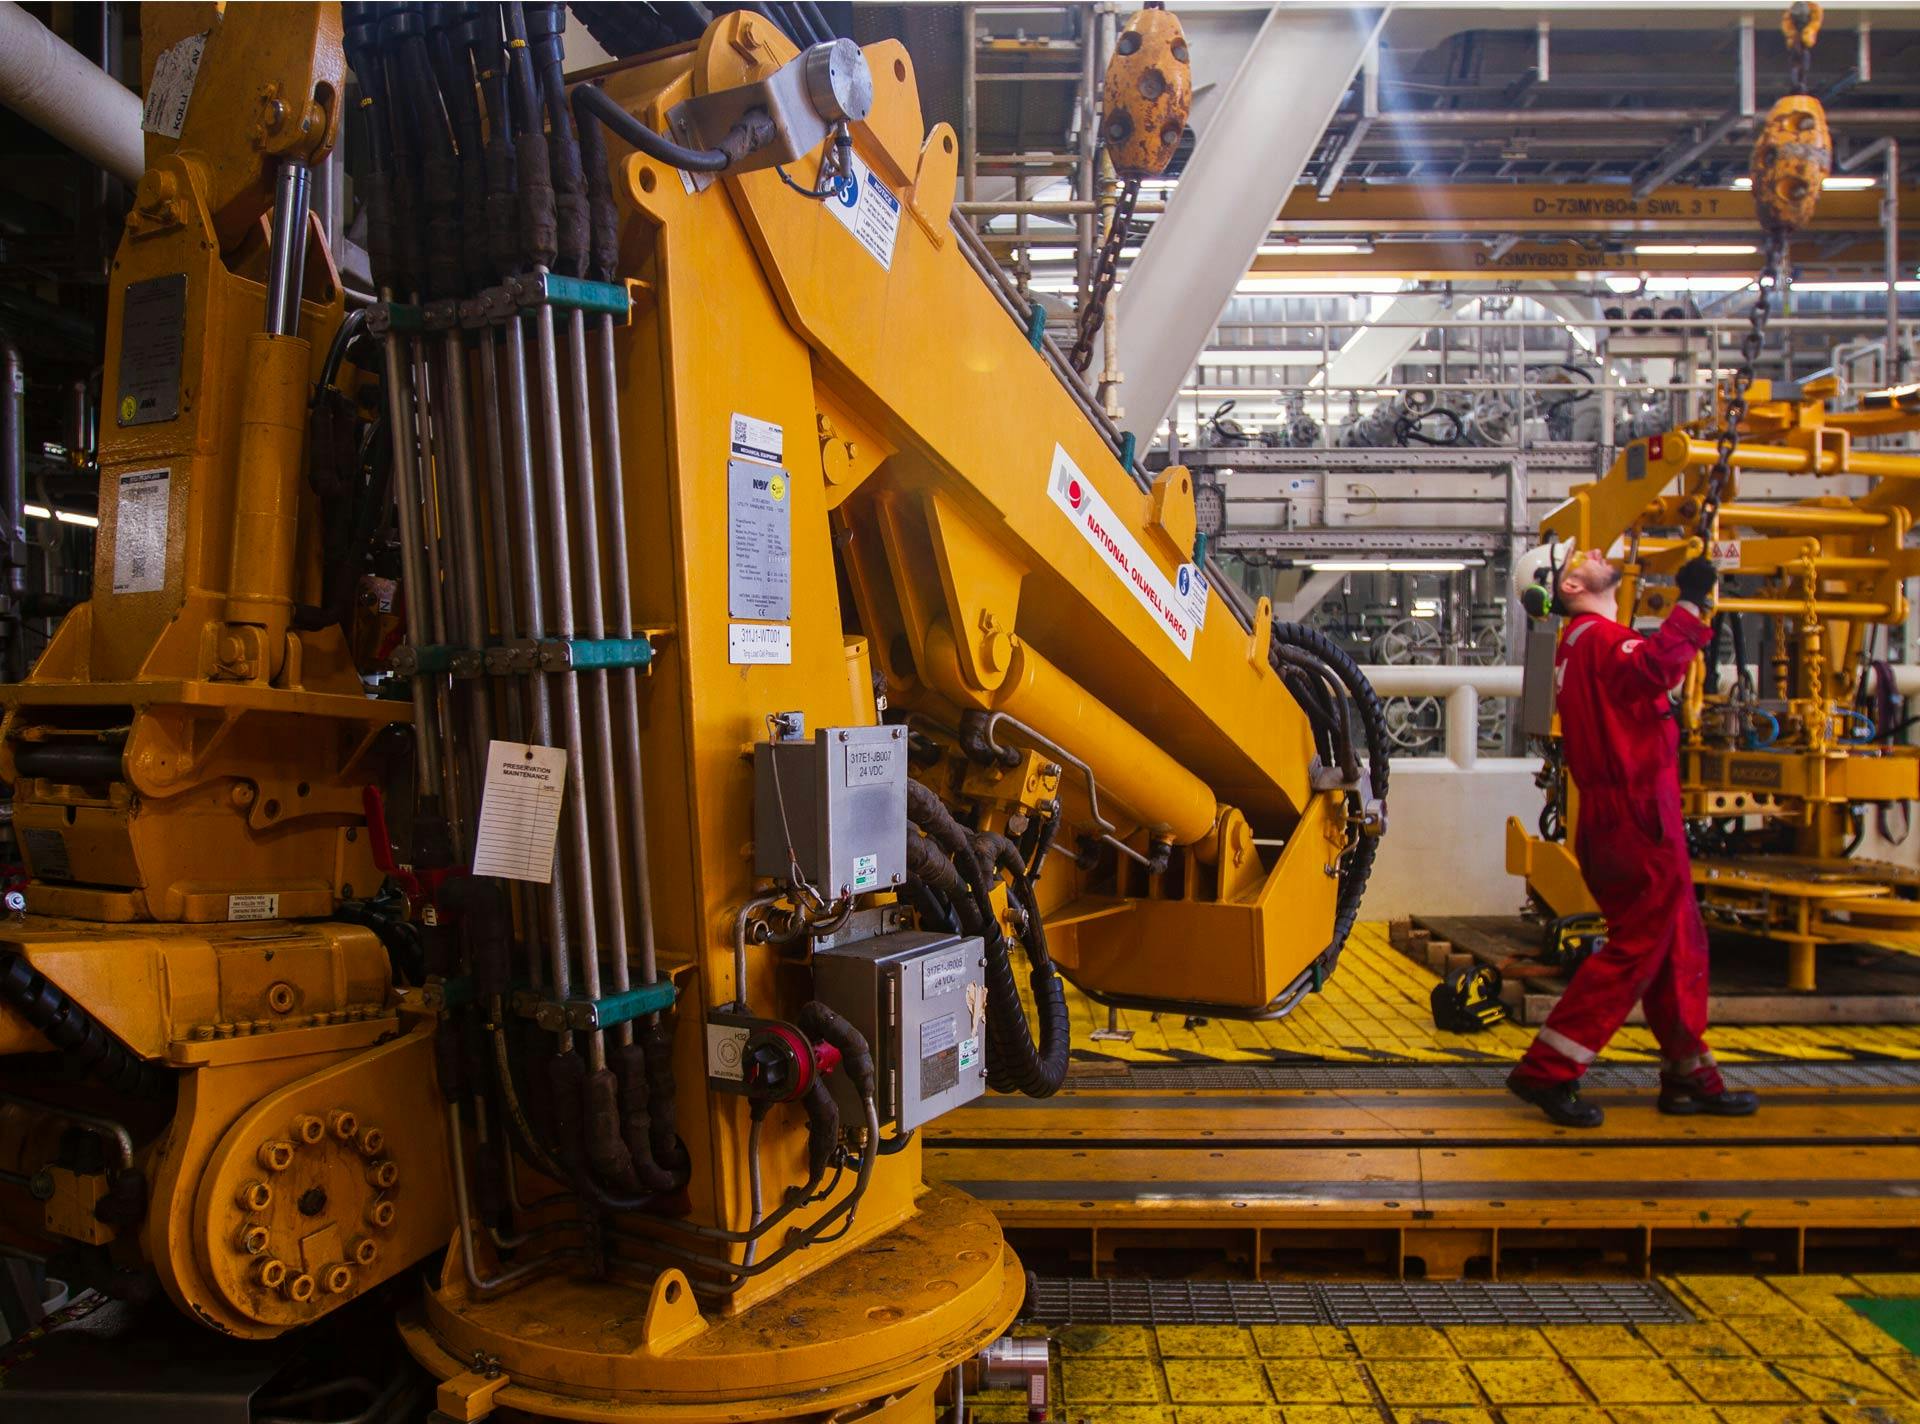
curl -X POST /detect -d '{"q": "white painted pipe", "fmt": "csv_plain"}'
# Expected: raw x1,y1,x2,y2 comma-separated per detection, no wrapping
0,2,143,183
1445,684,1479,770
1894,666,1920,697
1357,664,1525,699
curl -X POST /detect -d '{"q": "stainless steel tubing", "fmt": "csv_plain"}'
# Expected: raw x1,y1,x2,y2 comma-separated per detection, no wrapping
533,294,603,1069
476,333,543,988
409,335,466,839
379,318,443,796
563,308,631,1041
504,313,573,1039
265,161,312,336
593,313,660,992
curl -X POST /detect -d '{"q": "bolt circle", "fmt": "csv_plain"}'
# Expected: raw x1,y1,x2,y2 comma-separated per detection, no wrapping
350,1236,379,1267
329,1110,359,1141
324,1264,353,1294
258,1140,295,1173
368,1159,399,1190
357,1126,385,1157
292,1113,325,1145
257,1258,287,1289
241,1224,271,1255
238,1180,273,1211
368,1197,396,1229
287,1273,316,1303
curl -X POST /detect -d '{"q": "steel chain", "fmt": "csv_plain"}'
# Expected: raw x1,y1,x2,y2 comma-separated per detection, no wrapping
1696,229,1787,542
1069,177,1142,375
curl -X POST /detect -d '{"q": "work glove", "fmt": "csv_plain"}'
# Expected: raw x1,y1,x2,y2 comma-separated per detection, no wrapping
1675,555,1718,607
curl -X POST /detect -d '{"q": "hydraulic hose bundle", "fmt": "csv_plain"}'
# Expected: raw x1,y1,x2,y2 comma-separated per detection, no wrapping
1268,621,1392,979
905,782,1070,1099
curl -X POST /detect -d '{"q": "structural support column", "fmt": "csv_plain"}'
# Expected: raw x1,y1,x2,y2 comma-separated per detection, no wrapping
1103,4,1387,438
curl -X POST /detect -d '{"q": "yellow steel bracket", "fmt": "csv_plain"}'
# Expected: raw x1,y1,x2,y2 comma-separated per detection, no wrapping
166,2,346,254
1146,466,1198,567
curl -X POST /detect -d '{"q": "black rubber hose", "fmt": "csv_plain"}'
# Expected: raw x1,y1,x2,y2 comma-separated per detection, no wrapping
463,5,520,280
1273,644,1358,785
973,831,1070,1099
528,3,587,279
429,8,492,295
1269,621,1390,977
571,82,733,175
796,1000,876,1104
571,84,621,284
503,2,557,271
342,5,403,295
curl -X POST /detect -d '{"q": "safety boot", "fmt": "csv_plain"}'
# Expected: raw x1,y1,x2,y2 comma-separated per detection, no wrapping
1506,1070,1604,1128
1658,1083,1759,1116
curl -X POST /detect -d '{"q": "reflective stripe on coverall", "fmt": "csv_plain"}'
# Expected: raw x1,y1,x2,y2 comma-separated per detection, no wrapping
1514,601,1724,1094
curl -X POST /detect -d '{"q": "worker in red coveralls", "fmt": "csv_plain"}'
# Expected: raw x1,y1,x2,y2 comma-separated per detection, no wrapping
1508,549,1760,1128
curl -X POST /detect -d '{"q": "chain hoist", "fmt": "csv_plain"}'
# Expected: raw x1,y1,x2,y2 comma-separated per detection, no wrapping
1697,2,1831,544
1070,176,1142,374
1069,5,1190,377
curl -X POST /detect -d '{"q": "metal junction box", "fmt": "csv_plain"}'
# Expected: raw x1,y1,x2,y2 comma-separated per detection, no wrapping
753,724,907,897
812,930,987,1131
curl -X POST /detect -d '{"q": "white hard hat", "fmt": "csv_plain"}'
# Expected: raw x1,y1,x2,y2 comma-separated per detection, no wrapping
1512,540,1563,619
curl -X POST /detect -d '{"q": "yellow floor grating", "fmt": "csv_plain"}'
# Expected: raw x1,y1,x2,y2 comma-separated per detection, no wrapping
1050,924,1920,1066
970,1274,1920,1422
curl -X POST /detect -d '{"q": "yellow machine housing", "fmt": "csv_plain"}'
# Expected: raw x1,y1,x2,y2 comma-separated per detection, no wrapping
0,7,1380,1419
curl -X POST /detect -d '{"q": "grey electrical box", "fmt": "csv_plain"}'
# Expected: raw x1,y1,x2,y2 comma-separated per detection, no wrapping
1520,621,1560,739
753,724,907,897
812,930,988,1131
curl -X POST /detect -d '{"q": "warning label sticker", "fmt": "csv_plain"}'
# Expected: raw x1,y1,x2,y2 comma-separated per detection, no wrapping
113,467,171,595
227,892,281,922
1708,538,1742,570
824,152,902,271
1047,444,1209,658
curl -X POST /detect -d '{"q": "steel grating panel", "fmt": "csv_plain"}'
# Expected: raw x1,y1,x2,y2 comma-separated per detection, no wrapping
1021,1277,1694,1327
1066,1061,1920,1092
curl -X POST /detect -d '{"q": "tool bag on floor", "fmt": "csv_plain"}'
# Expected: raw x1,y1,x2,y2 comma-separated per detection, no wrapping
1543,913,1607,973
1431,963,1506,1032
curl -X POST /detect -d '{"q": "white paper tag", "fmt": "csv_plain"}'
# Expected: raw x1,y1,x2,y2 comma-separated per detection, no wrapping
112,467,171,595
730,413,784,466
227,891,280,922
1709,538,1742,570
729,623,792,665
824,151,902,270
142,33,208,139
472,741,568,883
1047,444,1209,658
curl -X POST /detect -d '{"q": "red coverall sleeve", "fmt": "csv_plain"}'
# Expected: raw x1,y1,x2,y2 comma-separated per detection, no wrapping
1600,604,1712,697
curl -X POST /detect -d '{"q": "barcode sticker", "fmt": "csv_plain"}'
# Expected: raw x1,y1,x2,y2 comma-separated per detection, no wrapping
472,741,568,883
113,467,170,595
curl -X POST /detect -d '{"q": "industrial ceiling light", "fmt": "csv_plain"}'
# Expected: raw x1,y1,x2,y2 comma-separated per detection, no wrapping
1730,174,1876,190
1631,243,1759,255
1307,559,1480,573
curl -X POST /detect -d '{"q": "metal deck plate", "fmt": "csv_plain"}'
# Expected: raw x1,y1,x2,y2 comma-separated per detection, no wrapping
1023,1278,1694,1327
1065,1060,1920,1091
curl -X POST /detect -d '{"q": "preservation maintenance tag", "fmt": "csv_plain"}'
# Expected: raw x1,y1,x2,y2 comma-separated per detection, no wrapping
472,741,568,883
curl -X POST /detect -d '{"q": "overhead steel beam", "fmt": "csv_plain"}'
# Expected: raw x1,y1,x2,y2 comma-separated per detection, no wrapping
1631,109,1751,198
1372,106,1920,128
1311,293,1459,391
1268,183,1914,235
1107,5,1388,438
1245,238,1894,281
1318,38,1380,200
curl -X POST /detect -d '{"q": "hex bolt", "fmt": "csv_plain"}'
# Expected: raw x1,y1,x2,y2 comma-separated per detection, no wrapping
368,1159,400,1190
287,1273,316,1303
357,1126,385,1158
329,1110,359,1141
238,1180,273,1212
324,1264,354,1294
292,1113,325,1145
240,1224,271,1255
258,1140,295,1173
368,1197,396,1229
257,1257,287,1290
350,1236,379,1267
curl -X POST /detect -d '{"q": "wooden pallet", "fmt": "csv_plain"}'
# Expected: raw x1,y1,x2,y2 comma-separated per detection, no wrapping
1399,916,1920,1025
